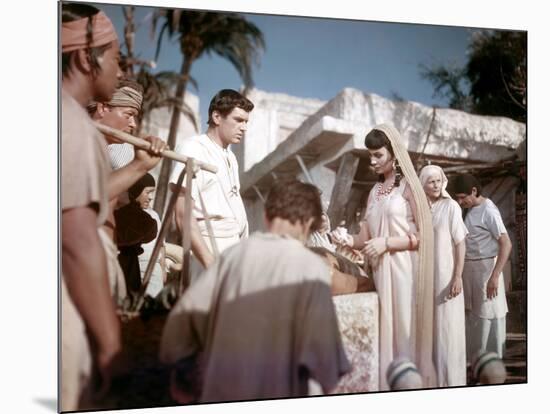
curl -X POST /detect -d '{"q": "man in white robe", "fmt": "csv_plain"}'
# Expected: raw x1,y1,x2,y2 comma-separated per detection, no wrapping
169,89,253,278
160,179,350,403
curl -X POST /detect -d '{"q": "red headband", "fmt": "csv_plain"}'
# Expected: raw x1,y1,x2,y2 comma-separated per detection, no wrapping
62,11,118,53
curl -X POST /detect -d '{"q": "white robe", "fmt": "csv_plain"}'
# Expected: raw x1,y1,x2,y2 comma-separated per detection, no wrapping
365,182,417,391
160,232,350,402
170,134,248,251
463,199,509,360
431,198,468,387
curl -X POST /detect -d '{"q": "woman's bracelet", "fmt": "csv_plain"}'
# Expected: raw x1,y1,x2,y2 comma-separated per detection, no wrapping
385,237,390,252
407,233,418,250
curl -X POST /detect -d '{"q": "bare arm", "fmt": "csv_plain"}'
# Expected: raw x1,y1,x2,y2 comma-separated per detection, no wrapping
62,207,121,390
349,190,373,248
351,221,370,249
487,233,512,299
173,187,215,269
363,183,419,258
453,239,466,280
108,159,149,200
107,136,166,201
449,239,466,298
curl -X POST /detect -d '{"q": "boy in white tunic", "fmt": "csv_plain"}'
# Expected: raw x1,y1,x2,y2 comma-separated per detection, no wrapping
170,89,253,271
451,174,512,362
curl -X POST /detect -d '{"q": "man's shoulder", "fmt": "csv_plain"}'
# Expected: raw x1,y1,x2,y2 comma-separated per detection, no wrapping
182,133,209,144
441,197,461,210
481,198,503,217
175,134,212,159
253,233,326,266
62,94,97,134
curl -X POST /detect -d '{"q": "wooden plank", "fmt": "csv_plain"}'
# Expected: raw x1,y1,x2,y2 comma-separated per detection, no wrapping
295,154,315,184
252,185,266,204
345,186,368,234
327,152,360,227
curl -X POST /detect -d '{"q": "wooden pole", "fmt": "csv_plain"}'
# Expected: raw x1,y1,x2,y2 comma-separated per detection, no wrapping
327,152,359,227
131,166,188,313
179,158,194,297
94,122,218,174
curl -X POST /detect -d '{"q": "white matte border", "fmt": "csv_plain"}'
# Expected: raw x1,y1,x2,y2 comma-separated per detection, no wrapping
3,0,544,412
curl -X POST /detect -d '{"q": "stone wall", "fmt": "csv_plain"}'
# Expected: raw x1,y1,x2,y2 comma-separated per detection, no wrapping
140,92,201,181
332,293,379,393
235,88,326,173
240,87,526,233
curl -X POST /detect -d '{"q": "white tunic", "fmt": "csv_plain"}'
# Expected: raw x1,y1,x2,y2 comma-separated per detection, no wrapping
463,199,508,319
464,199,508,260
365,181,417,391
431,198,468,387
160,232,350,402
170,134,248,251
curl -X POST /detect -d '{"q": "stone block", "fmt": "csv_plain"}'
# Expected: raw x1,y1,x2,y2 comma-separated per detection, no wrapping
332,292,379,393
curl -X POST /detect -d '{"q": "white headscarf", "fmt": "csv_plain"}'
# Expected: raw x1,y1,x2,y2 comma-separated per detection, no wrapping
419,164,451,200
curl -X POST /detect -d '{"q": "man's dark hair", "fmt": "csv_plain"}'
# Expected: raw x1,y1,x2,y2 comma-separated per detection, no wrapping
449,174,483,197
61,3,113,78
265,179,323,232
207,89,254,126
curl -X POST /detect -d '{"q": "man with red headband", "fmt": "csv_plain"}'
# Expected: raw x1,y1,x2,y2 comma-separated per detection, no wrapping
61,3,126,410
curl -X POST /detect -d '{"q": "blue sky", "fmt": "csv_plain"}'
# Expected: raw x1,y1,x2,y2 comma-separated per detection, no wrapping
97,2,473,132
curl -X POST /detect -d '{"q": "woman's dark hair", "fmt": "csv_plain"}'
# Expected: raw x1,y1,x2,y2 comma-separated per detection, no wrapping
207,89,254,126
364,128,402,187
265,179,323,232
61,3,113,78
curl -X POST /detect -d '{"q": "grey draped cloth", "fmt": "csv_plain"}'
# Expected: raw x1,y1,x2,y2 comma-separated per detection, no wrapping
160,232,351,402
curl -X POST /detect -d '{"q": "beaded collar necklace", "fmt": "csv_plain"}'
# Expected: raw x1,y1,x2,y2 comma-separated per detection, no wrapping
375,180,395,200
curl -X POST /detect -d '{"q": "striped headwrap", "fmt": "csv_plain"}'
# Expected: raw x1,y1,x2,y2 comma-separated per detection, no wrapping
61,11,118,53
372,123,436,387
106,85,143,111
87,80,144,117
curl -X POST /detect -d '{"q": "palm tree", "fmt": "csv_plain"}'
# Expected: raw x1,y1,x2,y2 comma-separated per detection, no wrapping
134,68,199,136
151,9,265,216
120,7,192,135
122,6,136,77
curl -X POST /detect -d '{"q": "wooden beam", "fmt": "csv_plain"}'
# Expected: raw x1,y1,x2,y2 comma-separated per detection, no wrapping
352,180,377,187
442,162,501,173
344,186,367,234
327,152,360,227
295,154,314,184
252,185,266,204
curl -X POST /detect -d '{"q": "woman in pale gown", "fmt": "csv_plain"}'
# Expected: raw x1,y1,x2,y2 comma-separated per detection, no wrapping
419,165,468,387
332,124,436,390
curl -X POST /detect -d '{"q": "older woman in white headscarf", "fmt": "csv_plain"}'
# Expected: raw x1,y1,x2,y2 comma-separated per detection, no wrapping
419,164,468,387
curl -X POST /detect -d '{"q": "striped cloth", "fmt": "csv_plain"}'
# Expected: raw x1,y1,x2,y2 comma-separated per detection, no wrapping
108,143,135,169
